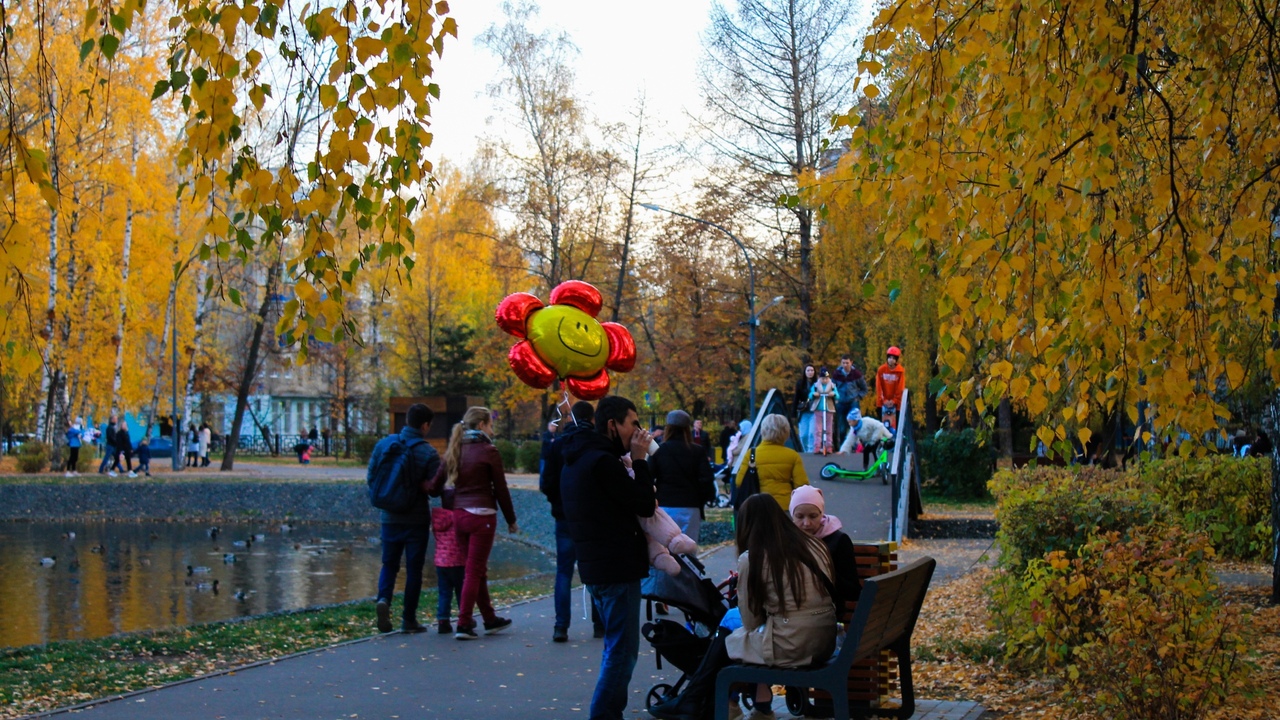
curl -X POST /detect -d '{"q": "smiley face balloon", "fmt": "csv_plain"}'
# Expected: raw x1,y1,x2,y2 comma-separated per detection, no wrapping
495,281,637,400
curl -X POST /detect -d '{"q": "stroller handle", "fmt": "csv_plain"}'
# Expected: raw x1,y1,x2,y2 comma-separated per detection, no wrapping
681,552,706,575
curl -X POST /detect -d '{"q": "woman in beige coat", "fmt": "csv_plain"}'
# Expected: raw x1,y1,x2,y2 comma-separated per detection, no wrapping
649,494,837,720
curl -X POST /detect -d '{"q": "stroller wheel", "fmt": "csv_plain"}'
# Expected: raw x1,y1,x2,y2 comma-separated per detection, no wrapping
715,492,731,508
785,686,811,716
646,683,675,709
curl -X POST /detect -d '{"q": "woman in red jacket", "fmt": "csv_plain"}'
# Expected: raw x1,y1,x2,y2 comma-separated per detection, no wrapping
427,407,519,640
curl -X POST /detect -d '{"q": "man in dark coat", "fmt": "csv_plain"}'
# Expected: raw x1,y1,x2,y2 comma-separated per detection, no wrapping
539,401,603,642
560,396,655,720
366,403,441,634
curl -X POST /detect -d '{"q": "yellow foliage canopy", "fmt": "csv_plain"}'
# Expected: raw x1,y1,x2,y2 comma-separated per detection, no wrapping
814,0,1280,451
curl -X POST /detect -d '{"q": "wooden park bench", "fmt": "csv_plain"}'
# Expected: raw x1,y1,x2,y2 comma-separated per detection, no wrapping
713,556,937,720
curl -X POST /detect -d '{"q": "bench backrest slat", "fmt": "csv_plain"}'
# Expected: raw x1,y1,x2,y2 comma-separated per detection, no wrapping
835,557,936,668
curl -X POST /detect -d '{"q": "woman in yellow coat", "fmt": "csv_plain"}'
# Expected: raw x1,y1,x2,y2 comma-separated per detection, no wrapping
736,413,809,510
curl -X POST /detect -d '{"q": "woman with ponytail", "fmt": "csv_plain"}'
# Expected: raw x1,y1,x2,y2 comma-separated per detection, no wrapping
426,407,519,640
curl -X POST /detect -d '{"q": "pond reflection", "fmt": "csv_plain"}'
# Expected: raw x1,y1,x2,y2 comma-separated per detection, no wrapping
0,521,553,649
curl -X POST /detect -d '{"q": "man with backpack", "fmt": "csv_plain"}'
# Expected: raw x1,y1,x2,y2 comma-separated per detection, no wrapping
367,403,440,634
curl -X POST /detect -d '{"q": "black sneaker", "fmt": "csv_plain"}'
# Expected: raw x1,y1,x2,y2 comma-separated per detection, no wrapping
437,619,453,635
552,626,568,643
483,617,513,635
375,600,392,633
455,625,479,640
401,621,427,634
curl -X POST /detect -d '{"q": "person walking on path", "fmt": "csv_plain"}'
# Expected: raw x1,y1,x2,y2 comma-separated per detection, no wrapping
198,423,212,467
368,403,441,634
64,420,83,476
431,491,465,634
186,423,200,467
540,401,604,643
736,413,809,511
114,420,136,477
136,437,153,477
832,355,867,446
808,369,840,454
651,410,716,546
98,415,117,475
793,364,816,453
426,406,517,640
875,347,906,428
561,396,656,720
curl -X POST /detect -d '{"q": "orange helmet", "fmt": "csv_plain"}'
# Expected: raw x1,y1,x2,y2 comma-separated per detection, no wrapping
887,346,901,357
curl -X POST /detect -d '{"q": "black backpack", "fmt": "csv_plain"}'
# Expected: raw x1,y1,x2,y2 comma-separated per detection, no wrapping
730,448,761,513
367,435,425,513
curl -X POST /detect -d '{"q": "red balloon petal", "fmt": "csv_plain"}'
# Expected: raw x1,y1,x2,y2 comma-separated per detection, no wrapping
508,341,557,389
602,322,637,372
567,370,611,400
549,280,602,317
496,293,543,338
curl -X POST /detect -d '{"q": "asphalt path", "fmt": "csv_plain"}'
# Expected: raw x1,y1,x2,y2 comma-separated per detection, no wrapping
40,452,919,720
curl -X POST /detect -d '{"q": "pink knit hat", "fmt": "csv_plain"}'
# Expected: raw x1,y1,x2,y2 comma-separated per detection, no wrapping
789,485,825,515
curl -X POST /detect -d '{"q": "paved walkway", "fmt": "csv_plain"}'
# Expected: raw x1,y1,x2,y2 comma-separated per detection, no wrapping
35,451,987,720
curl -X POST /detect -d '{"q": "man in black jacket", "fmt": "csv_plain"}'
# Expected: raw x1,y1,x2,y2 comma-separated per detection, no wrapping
561,396,655,720
539,401,603,642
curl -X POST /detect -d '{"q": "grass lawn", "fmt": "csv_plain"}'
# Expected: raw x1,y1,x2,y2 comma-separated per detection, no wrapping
0,573,554,718
224,454,368,468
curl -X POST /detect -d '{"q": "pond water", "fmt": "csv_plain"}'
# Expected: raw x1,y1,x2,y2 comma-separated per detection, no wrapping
0,521,554,649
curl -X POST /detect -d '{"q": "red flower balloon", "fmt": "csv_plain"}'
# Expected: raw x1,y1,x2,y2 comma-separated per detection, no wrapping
495,281,638,400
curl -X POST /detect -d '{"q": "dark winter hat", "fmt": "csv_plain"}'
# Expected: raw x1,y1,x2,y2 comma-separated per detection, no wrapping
665,410,692,428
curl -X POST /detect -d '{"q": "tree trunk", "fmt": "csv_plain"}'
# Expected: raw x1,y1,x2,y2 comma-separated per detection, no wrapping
182,261,209,433
997,395,1014,457
112,142,138,411
145,282,175,436
221,263,279,471
1264,396,1280,605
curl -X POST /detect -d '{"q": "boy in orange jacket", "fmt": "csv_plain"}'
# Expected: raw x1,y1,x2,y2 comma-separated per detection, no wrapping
875,346,906,429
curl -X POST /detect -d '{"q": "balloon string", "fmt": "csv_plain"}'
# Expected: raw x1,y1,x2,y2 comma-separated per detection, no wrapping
551,388,574,428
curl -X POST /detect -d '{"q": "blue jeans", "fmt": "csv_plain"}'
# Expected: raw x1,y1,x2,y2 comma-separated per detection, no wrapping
436,565,464,621
554,520,602,631
586,580,642,720
377,523,430,622
98,445,115,473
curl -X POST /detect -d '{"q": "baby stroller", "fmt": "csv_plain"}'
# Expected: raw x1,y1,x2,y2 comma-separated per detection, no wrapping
640,553,734,710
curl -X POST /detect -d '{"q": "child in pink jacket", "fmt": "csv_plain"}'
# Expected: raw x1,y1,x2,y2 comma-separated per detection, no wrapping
432,491,466,634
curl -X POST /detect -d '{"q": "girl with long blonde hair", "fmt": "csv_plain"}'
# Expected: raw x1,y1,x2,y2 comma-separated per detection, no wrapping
426,407,519,640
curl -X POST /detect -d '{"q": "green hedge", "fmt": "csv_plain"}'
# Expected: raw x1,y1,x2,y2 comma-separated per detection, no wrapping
494,439,517,471
917,428,997,499
990,466,1160,573
516,441,542,473
17,441,48,473
1137,455,1271,560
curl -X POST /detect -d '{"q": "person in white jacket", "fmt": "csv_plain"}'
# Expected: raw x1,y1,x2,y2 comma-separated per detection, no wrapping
838,413,893,470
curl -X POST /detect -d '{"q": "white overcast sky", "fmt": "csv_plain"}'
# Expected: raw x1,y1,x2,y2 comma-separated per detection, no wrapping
427,0,712,172
425,0,877,183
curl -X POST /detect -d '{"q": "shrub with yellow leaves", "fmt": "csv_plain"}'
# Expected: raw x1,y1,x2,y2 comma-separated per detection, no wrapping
1009,527,1252,720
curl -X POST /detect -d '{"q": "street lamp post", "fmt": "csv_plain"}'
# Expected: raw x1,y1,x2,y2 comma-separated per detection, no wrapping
639,203,764,418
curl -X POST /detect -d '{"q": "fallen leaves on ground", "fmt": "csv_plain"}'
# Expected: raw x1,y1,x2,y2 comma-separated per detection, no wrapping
909,567,1280,718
